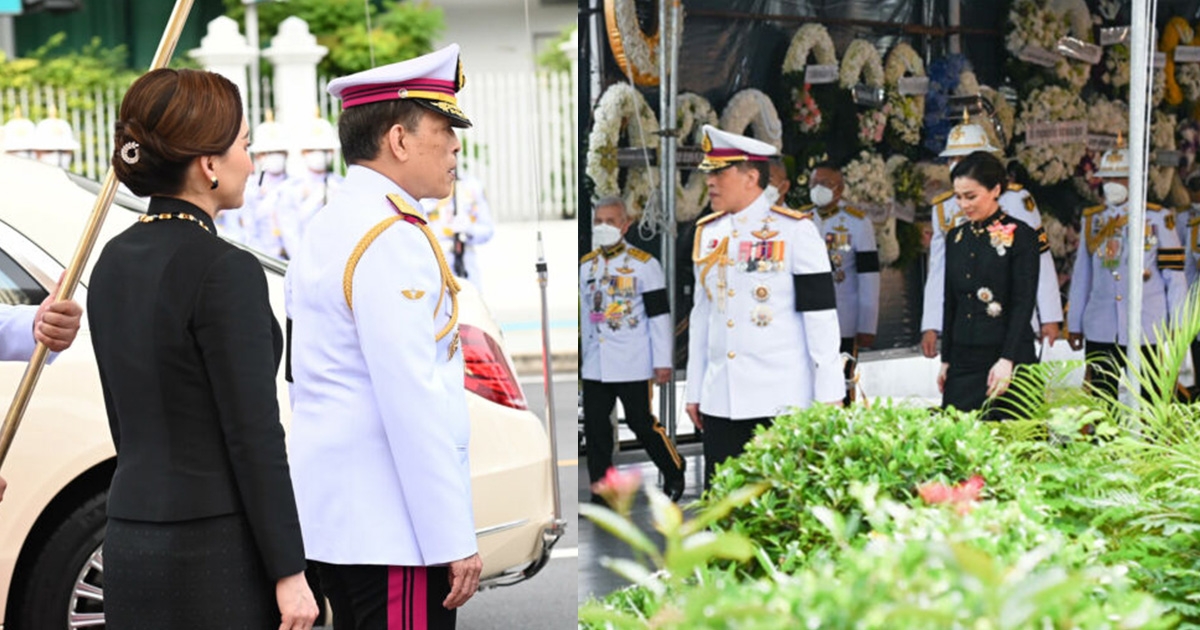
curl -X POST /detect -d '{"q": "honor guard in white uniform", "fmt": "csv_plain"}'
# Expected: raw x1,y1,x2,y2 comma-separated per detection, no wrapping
581,196,684,502
685,125,843,488
421,168,495,289
278,115,344,259
226,113,292,257
922,115,1063,358
2,108,37,159
1067,146,1187,401
1180,172,1200,384
805,162,880,404
285,44,482,626
31,108,80,170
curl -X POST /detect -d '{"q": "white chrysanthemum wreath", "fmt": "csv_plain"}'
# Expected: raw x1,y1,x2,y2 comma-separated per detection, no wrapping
602,0,682,86
1015,85,1088,185
841,40,889,146
718,88,784,151
674,92,718,222
783,23,837,135
884,42,925,145
1150,110,1177,201
586,82,660,218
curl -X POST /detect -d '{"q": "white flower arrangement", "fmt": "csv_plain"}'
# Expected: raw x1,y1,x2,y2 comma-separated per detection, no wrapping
1042,214,1069,258
606,0,683,85
884,42,925,145
585,82,660,217
1177,63,1200,102
916,161,952,204
858,106,890,145
674,93,718,222
840,39,884,89
1150,110,1177,200
784,23,838,72
1015,86,1088,185
1086,96,1127,136
719,89,784,150
1006,0,1066,55
1153,72,1166,107
1053,58,1092,91
843,150,895,207
980,86,1015,149
1102,45,1130,89
874,215,900,267
955,71,980,97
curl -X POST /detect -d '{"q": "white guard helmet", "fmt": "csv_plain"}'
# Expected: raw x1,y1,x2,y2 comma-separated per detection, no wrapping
299,117,339,152
2,115,37,153
33,117,81,152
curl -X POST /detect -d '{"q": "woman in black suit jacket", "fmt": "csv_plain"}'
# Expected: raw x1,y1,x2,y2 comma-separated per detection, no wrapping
938,151,1040,419
88,69,317,629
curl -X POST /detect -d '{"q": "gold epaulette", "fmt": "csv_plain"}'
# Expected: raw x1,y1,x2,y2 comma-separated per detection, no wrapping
797,203,816,212
1082,204,1106,216
931,190,954,205
627,247,652,263
696,211,725,227
843,205,865,219
1147,202,1164,211
1007,182,1024,192
771,205,812,220
388,194,428,223
1189,215,1200,227
580,249,601,264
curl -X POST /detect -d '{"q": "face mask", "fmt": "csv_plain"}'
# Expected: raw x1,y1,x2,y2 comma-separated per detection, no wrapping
304,151,330,173
261,153,287,175
592,223,622,249
764,184,780,203
810,185,834,207
1102,182,1128,206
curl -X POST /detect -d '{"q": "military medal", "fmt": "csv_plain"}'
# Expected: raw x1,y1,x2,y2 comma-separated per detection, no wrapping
954,230,963,243
752,284,770,302
448,330,461,360
752,228,779,240
751,305,773,327
616,265,635,275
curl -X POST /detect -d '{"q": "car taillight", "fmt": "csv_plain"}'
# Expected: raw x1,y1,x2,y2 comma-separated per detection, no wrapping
460,324,528,410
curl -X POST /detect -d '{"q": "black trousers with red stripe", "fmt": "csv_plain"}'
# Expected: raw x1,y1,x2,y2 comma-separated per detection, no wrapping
314,562,455,630
582,379,684,485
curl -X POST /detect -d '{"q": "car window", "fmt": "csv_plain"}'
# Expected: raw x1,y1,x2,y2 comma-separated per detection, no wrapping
0,247,48,306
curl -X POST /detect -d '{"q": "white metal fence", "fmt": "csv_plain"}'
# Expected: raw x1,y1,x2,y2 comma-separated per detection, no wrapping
2,70,577,222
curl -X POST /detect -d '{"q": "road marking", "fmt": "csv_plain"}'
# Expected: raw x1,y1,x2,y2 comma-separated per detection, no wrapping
557,458,577,467
550,547,578,559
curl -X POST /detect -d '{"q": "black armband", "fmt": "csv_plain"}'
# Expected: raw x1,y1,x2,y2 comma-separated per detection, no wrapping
1158,247,1185,271
642,288,670,317
855,250,880,273
285,317,294,383
793,272,837,312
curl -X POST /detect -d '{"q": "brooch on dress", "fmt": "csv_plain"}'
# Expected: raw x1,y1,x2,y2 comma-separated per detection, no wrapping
987,222,1016,256
977,287,1002,317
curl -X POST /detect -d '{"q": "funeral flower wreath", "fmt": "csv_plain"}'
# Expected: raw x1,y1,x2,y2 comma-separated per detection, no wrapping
586,82,660,217
884,42,925,146
674,92,718,222
783,23,837,135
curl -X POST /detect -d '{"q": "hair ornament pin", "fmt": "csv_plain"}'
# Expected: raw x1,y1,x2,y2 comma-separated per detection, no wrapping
120,141,140,165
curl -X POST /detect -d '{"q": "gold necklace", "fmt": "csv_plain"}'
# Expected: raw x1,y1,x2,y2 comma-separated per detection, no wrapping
138,212,211,234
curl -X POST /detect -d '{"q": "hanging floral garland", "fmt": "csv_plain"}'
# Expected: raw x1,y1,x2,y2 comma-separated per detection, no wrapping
602,0,683,87
585,82,660,217
840,39,889,148
1150,110,1177,202
718,88,784,150
884,42,925,148
782,23,838,135
1160,17,1194,106
1014,85,1088,186
674,92,717,222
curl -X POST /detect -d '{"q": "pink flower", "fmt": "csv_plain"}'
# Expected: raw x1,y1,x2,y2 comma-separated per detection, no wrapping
591,467,642,516
917,474,986,515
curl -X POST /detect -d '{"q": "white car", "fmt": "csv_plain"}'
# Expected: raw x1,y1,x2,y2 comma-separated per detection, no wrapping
0,155,562,628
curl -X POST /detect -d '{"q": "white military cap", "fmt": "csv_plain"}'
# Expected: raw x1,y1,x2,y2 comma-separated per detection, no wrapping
33,116,80,152
940,111,999,157
2,111,37,153
298,115,339,151
697,124,777,172
1095,147,1129,178
250,111,288,154
327,43,470,128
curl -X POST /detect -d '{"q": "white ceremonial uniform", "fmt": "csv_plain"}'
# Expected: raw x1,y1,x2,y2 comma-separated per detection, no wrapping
420,174,495,289
1179,205,1200,289
923,184,1063,336
1067,202,1187,346
239,171,291,258
285,165,476,566
685,190,843,419
809,200,880,338
278,169,344,260
579,241,672,382
0,304,43,361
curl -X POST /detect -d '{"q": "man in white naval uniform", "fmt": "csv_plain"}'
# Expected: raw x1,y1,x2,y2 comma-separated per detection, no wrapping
685,125,843,489
921,116,1063,359
581,196,685,502
278,115,344,260
422,168,495,290
1179,172,1200,386
223,113,292,257
285,45,481,628
1067,146,1187,401
0,283,85,500
806,162,879,404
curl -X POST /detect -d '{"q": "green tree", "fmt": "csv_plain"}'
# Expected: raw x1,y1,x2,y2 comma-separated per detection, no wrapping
537,24,575,73
223,0,444,76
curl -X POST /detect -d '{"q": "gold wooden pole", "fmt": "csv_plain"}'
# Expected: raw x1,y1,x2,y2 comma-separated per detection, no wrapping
0,0,196,468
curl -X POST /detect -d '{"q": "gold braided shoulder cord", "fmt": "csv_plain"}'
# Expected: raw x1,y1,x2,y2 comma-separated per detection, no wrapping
343,201,461,342
692,227,728,302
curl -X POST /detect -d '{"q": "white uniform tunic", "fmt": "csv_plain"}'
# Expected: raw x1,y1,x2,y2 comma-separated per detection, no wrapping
285,165,476,567
579,242,672,382
923,185,1063,334
685,191,843,420
1067,202,1187,346
420,174,495,289
809,200,880,338
0,304,41,360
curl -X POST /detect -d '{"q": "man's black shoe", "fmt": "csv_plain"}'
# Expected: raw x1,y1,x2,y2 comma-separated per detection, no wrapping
663,459,686,502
